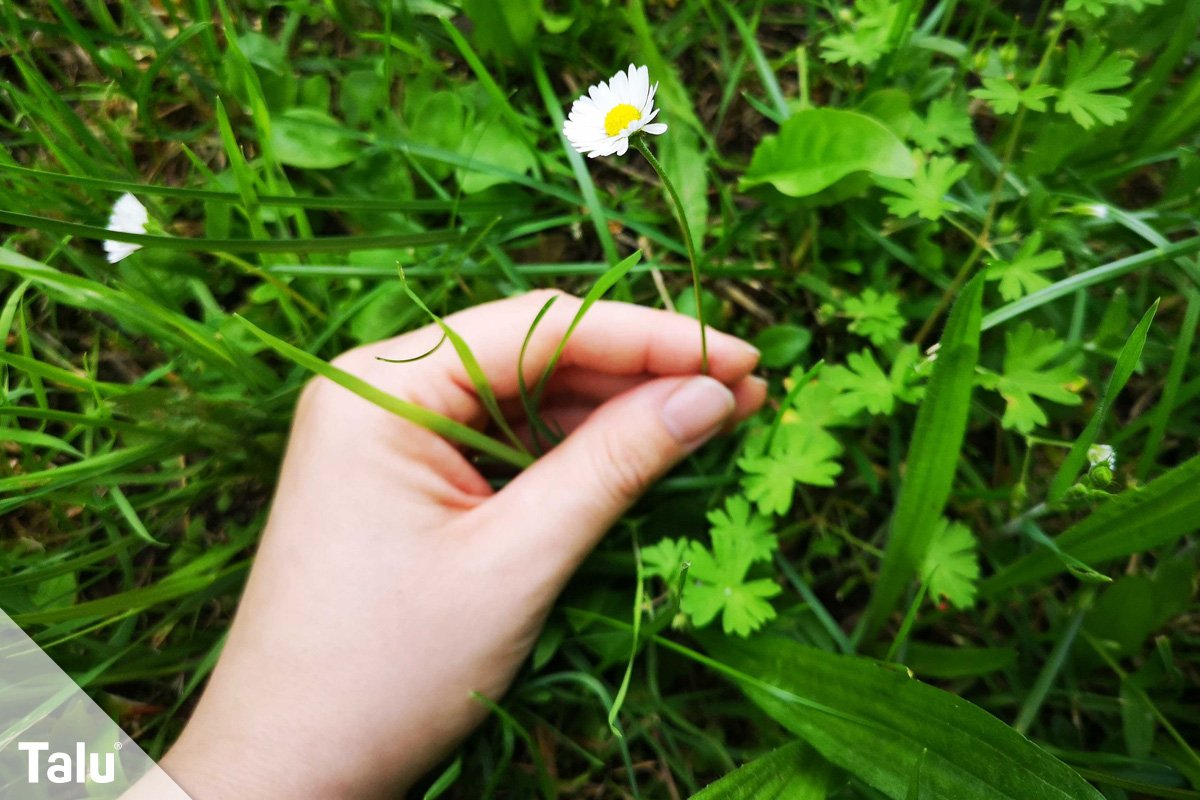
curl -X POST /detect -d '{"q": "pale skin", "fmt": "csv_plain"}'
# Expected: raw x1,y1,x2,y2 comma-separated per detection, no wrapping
138,291,766,798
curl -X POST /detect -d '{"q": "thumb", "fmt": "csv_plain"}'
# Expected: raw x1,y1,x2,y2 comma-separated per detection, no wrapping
478,375,735,569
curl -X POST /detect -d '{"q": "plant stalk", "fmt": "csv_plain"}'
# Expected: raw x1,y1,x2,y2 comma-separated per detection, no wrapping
632,135,709,374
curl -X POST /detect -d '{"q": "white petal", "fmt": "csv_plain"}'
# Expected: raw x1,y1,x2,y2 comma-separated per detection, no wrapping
107,193,149,235
643,123,668,135
615,138,630,156
103,240,141,263
631,65,650,110
642,82,659,116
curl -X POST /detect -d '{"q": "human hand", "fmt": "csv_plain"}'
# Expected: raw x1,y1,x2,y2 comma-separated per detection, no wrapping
158,291,766,798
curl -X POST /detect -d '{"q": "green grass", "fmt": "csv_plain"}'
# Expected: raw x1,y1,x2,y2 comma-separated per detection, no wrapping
2,0,1199,798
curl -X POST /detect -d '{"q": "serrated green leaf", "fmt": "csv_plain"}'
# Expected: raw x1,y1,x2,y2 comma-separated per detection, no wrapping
1053,41,1133,129
843,288,906,345
824,350,895,416
978,323,1083,434
878,155,969,221
985,232,1065,302
920,519,980,610
971,78,1055,114
910,97,975,152
739,425,844,515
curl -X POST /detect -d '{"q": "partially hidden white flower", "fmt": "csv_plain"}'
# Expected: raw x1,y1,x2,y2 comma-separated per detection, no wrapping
103,193,149,263
563,64,668,159
1087,443,1116,469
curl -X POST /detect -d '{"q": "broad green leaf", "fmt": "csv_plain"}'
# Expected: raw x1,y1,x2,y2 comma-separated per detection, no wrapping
903,643,1017,679
691,740,842,799
705,635,1104,800
983,454,1200,594
1047,300,1158,501
753,324,812,369
458,118,537,194
461,0,541,60
270,108,360,169
860,274,984,640
741,109,914,198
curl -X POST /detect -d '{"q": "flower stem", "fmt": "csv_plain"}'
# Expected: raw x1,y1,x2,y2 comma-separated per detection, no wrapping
632,135,708,374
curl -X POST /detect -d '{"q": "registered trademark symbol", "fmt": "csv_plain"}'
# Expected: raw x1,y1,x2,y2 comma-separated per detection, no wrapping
114,742,123,751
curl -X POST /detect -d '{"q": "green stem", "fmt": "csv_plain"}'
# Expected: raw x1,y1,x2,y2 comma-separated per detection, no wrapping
913,14,1066,346
632,136,708,373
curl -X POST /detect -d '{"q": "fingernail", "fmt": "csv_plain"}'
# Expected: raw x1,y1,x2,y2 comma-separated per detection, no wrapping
662,376,736,444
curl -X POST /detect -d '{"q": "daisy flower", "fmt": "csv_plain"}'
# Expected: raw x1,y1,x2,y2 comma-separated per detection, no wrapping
103,193,149,263
563,64,668,158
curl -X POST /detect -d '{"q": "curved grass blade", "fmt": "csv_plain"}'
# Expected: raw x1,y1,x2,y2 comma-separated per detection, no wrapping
237,316,533,469
397,274,527,456
374,333,447,364
531,250,643,407
517,294,562,454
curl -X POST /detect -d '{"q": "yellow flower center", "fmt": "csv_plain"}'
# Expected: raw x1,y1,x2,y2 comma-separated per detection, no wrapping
604,103,642,136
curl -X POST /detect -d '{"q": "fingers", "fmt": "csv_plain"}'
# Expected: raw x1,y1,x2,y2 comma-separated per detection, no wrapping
470,374,762,573
356,291,761,403
507,374,767,443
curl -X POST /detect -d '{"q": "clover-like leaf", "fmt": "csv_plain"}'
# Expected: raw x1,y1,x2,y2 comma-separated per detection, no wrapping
978,322,1084,433
878,155,969,221
824,350,895,416
707,496,778,565
843,288,906,345
920,519,980,610
986,231,1065,301
1053,40,1133,129
739,425,843,515
641,537,693,584
971,77,1055,114
910,97,975,152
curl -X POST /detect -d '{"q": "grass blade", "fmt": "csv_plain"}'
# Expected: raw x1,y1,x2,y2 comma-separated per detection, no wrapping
236,316,533,469
983,453,1200,595
858,273,984,642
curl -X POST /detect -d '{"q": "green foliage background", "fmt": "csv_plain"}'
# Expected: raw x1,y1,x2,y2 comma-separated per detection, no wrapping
1,0,1198,797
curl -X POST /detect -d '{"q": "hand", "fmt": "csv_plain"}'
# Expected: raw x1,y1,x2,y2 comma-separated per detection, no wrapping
158,291,766,798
